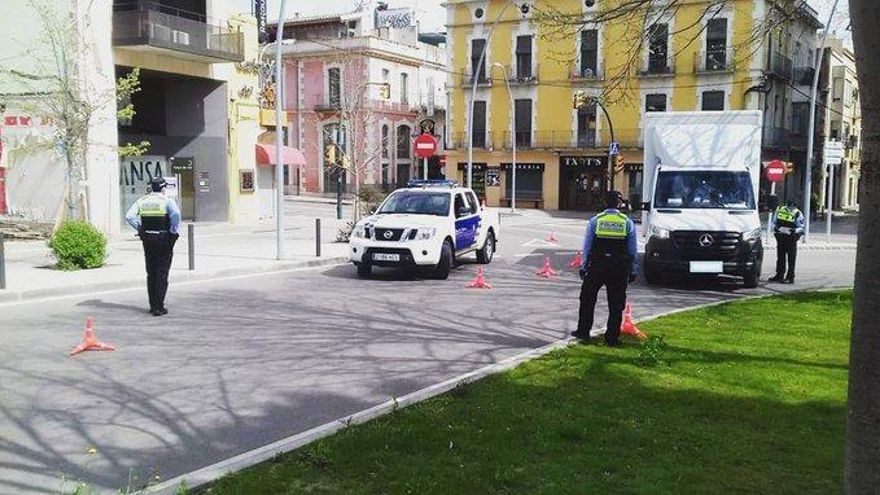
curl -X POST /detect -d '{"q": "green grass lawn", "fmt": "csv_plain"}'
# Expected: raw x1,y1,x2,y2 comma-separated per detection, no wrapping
204,291,852,494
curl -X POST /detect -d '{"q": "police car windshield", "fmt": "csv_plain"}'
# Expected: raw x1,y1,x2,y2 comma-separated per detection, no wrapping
654,171,755,210
377,191,451,216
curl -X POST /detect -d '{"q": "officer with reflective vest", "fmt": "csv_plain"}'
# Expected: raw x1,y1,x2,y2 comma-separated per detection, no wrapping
572,191,638,346
126,177,181,315
769,199,805,284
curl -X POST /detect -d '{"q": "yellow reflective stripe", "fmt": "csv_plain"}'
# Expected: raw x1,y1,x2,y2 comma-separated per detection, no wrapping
776,207,795,223
138,198,169,217
595,213,628,238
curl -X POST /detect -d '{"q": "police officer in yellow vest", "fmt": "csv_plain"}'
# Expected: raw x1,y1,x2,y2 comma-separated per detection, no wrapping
572,191,638,346
126,177,181,315
769,199,805,284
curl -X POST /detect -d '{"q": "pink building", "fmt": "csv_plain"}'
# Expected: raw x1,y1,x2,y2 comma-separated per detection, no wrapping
269,2,447,194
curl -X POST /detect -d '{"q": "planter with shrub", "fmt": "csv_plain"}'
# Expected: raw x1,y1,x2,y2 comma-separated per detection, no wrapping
48,221,108,270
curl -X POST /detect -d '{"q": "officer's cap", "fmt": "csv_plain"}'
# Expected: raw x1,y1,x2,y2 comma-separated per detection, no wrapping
150,177,167,192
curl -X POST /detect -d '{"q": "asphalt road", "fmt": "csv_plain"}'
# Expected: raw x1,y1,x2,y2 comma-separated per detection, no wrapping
0,209,857,493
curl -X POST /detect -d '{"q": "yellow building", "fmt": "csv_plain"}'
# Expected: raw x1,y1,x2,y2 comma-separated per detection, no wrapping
444,0,821,211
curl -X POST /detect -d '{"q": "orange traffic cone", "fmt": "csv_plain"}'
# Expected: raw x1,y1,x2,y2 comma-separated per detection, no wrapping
69,317,115,356
568,250,583,268
546,231,558,243
620,304,648,340
466,268,493,289
535,256,558,278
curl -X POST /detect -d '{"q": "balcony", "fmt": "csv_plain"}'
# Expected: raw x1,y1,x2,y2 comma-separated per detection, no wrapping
508,63,540,85
113,1,243,63
445,129,642,151
768,51,793,80
460,67,492,88
640,55,675,77
695,47,735,73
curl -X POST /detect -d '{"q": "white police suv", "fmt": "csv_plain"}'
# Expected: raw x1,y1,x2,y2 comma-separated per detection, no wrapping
349,180,500,279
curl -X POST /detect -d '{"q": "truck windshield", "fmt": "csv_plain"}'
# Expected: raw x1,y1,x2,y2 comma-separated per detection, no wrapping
654,171,755,210
377,192,451,216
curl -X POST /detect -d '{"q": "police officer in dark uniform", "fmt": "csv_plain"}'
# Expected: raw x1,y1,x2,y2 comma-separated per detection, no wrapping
126,177,181,315
768,199,805,284
572,191,638,346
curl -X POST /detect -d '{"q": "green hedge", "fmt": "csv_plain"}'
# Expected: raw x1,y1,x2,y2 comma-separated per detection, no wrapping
48,221,107,270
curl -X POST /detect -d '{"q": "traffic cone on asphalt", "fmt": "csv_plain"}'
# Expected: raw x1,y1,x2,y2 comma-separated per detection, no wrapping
546,231,558,243
69,317,115,356
466,268,493,289
535,256,558,278
620,304,648,340
568,251,583,268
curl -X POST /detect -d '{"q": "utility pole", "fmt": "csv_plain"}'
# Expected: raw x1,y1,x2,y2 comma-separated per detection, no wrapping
274,0,288,260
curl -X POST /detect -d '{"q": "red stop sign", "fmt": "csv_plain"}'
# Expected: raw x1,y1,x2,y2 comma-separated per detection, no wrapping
764,160,786,183
413,133,437,159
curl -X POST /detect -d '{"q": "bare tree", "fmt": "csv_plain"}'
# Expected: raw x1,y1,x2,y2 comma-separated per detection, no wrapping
0,0,147,223
845,1,879,491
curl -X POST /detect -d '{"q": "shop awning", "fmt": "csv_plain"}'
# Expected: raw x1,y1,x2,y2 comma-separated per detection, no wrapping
255,143,306,166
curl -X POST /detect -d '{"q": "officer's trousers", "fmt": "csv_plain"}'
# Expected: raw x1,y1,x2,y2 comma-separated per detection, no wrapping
774,233,798,281
141,231,177,311
577,261,630,345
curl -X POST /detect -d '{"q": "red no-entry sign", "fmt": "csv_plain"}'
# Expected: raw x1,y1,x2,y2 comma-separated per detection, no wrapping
413,133,438,159
764,160,786,183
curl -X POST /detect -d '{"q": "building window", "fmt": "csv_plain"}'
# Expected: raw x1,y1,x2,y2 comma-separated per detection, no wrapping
471,38,487,82
515,99,532,148
701,90,725,111
792,102,809,136
647,23,670,73
645,94,667,112
472,101,486,148
396,125,411,159
580,29,598,77
328,67,341,107
843,79,854,107
516,35,533,79
577,102,597,147
705,18,728,70
381,124,389,158
400,73,409,105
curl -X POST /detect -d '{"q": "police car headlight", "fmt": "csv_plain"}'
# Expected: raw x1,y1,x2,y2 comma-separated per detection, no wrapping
352,225,366,238
414,227,437,240
651,226,670,239
743,227,763,241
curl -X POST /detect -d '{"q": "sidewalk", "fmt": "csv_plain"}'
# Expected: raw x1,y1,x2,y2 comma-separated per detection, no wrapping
0,215,351,303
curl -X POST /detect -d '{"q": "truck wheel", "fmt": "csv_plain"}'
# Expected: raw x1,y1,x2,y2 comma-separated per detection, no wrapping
743,269,760,288
644,260,662,285
357,263,372,278
433,240,454,280
476,231,495,264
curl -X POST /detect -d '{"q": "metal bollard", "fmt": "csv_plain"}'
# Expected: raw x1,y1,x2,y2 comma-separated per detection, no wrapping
0,233,5,290
315,218,322,257
187,224,195,271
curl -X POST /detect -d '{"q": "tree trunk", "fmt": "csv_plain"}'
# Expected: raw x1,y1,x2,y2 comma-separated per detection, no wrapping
845,1,880,492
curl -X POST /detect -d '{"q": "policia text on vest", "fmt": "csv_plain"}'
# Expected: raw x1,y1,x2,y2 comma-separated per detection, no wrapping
769,203,804,284
573,195,639,346
125,178,182,316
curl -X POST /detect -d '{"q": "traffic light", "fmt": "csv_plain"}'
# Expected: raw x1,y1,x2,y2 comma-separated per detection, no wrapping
325,144,336,163
379,83,391,99
784,161,794,173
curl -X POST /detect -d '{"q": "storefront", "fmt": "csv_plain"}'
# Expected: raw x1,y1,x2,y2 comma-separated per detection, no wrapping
500,163,545,208
559,155,608,211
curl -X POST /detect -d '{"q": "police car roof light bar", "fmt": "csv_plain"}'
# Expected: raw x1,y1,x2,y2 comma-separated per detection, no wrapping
406,179,459,188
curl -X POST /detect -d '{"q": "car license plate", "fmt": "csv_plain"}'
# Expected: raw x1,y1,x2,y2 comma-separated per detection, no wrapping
689,261,723,274
373,253,400,262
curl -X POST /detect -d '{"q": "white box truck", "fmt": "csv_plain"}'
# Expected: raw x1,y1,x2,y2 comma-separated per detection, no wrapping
641,111,764,288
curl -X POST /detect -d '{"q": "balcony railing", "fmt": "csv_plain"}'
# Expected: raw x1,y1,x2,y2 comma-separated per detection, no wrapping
445,129,642,151
113,1,243,62
509,63,540,85
769,51,793,80
641,55,675,76
695,47,735,73
460,67,492,87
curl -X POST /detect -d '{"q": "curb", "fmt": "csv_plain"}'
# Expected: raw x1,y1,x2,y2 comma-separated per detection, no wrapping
140,284,852,495
0,257,349,304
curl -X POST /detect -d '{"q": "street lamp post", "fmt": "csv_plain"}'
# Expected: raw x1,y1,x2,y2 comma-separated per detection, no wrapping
274,0,288,260
466,1,521,189
491,62,516,212
803,0,841,241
